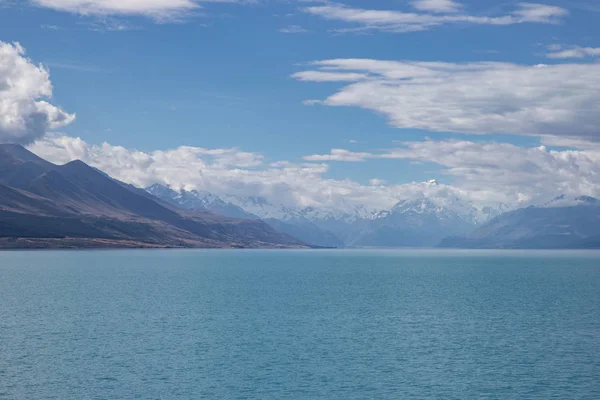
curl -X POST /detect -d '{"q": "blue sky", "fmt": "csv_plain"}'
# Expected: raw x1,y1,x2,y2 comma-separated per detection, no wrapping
1,0,599,209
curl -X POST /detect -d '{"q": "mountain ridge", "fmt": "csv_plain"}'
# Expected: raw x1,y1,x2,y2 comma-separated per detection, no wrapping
439,197,600,249
146,184,511,248
0,144,308,249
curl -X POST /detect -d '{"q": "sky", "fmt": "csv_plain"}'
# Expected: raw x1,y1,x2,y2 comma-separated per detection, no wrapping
1,0,600,211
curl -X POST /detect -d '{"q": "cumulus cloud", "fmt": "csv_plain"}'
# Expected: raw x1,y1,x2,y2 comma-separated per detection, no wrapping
0,41,75,144
302,2,567,33
383,140,600,204
294,58,600,141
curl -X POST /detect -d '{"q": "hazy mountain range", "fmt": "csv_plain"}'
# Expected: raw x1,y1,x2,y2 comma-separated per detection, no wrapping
440,195,600,249
145,183,512,248
145,184,600,249
2,143,599,249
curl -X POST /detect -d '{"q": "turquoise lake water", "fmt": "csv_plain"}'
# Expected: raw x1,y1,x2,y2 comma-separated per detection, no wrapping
1,249,599,399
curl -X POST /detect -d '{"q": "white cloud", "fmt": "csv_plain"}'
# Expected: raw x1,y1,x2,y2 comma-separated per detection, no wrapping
280,25,310,33
369,178,387,185
303,2,567,33
545,44,600,59
28,134,600,211
0,41,75,144
303,139,600,205
32,0,254,21
380,139,600,204
292,70,369,82
304,149,370,162
411,0,462,13
513,2,569,22
303,148,372,162
539,135,600,150
41,24,63,30
33,0,200,20
28,134,403,211
294,58,600,141
303,99,323,106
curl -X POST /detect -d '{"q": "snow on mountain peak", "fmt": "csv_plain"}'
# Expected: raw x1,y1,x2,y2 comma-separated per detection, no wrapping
383,194,509,225
146,183,179,200
145,183,511,227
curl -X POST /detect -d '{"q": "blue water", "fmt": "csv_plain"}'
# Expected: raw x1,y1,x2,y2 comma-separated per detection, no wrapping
0,250,599,399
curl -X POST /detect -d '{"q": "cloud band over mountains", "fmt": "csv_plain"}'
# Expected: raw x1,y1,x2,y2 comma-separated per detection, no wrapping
28,133,600,210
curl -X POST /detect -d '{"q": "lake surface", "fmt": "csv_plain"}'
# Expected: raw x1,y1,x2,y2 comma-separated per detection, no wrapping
1,249,599,399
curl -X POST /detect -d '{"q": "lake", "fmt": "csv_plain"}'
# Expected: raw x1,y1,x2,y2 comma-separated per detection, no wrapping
1,249,599,399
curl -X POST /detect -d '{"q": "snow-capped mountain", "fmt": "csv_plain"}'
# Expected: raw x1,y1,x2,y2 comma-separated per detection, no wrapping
299,203,375,223
347,197,478,247
372,197,470,220
146,183,180,203
372,195,510,225
145,183,514,248
146,184,256,219
221,195,360,247
146,186,346,246
223,195,302,221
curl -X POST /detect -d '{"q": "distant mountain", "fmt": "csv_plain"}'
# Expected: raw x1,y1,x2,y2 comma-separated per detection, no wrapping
146,183,512,248
147,186,343,247
338,180,512,248
263,218,345,249
146,184,256,219
347,197,478,247
224,195,373,248
439,196,600,249
0,145,306,249
224,195,302,221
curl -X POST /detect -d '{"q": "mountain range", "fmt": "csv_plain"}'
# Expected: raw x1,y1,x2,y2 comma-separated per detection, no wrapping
145,184,600,249
2,144,599,250
0,144,306,249
145,183,515,248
